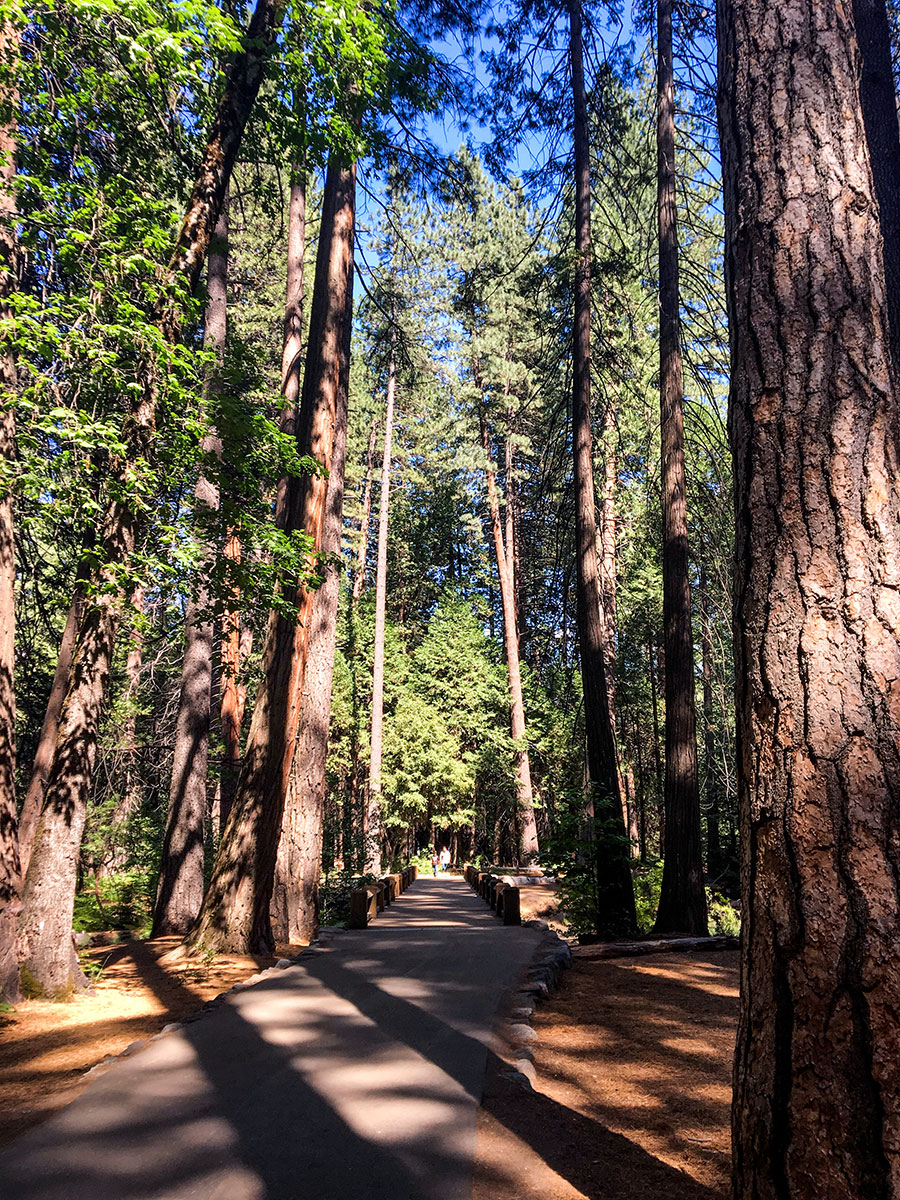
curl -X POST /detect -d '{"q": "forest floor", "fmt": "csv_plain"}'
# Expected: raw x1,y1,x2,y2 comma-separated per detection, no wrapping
475,948,738,1200
0,934,284,1149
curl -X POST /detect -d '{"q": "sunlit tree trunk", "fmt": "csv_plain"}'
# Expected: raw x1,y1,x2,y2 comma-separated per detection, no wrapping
352,414,378,600
188,157,356,953
479,404,538,862
568,0,636,937
154,204,228,935
17,0,278,994
719,0,900,1192
271,284,351,944
367,325,397,876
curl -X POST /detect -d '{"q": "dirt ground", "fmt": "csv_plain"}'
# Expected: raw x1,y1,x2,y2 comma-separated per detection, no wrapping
517,883,566,932
0,935,281,1149
475,949,739,1200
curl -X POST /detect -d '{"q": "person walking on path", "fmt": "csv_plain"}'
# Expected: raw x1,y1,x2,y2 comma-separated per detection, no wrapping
440,847,451,873
431,850,439,876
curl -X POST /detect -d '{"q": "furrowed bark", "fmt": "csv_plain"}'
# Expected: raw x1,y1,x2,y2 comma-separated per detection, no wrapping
719,0,900,1193
0,12,19,1004
352,414,378,600
568,0,636,938
275,170,306,524
219,526,242,832
187,157,355,954
18,0,278,995
479,404,538,863
271,281,351,945
18,562,88,876
367,323,397,877
153,204,228,936
654,0,707,936
852,0,900,372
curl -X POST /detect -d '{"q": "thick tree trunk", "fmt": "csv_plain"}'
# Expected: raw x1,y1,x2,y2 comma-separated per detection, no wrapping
271,285,351,945
18,581,86,876
719,0,900,1193
568,0,636,938
479,407,539,862
154,205,227,935
0,13,19,1003
187,157,355,954
352,414,378,600
852,0,900,372
18,2,277,994
654,0,707,936
367,326,397,877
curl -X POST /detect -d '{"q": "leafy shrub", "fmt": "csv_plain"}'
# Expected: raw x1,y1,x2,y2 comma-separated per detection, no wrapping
707,890,741,937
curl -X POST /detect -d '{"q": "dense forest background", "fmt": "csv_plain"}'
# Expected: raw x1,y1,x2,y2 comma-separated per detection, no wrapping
5,0,734,951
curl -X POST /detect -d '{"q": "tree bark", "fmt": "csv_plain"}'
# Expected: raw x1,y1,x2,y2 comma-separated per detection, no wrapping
654,0,707,936
17,0,277,994
699,566,721,878
568,0,636,938
271,281,351,945
153,204,228,936
480,405,539,862
99,586,145,876
0,12,19,1004
18,579,86,876
276,170,306,523
719,0,900,1192
852,0,900,372
219,526,243,833
367,324,397,877
187,157,355,954
352,414,378,600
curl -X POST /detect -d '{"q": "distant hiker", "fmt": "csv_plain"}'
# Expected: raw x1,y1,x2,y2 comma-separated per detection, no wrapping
431,851,439,876
440,847,451,873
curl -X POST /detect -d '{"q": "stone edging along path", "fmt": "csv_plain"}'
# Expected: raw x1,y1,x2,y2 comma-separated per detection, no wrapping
489,921,573,1091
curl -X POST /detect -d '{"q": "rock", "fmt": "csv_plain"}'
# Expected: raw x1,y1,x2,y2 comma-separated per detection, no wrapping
504,1023,538,1045
514,1057,537,1083
276,958,293,969
72,930,90,949
159,1022,182,1036
499,1069,534,1092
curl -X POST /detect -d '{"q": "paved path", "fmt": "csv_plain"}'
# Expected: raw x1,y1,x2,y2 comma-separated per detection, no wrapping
0,875,542,1200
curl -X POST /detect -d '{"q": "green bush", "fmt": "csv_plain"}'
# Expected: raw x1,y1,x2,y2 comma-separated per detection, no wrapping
632,859,664,933
707,890,741,937
73,869,156,936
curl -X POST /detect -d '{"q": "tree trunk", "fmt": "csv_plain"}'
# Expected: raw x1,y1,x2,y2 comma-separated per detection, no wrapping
100,586,145,876
0,13,19,1004
568,0,636,938
276,170,306,523
18,580,86,876
17,2,277,994
187,157,355,954
699,567,720,879
654,0,707,936
352,414,378,600
153,204,228,936
367,325,397,877
719,0,900,1192
479,406,539,862
219,526,242,833
852,0,900,372
270,200,352,947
